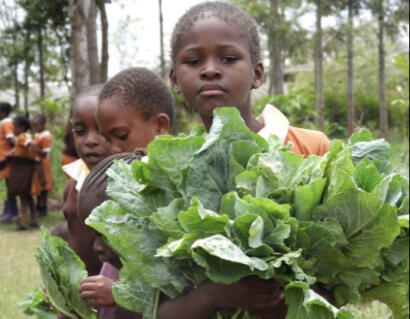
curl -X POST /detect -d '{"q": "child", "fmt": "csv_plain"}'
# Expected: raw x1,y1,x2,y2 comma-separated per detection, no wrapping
0,102,18,222
162,2,331,318
32,114,53,217
96,67,174,153
78,152,143,319
62,84,112,276
7,116,37,231
169,2,329,158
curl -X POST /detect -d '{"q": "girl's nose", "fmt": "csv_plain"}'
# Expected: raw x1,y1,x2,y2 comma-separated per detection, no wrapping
200,60,221,79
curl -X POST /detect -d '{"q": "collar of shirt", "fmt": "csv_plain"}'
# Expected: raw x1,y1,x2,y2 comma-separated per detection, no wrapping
256,104,290,142
63,159,90,192
0,117,12,125
35,130,51,139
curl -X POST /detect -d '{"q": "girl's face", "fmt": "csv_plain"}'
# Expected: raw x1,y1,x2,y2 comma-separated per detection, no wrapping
13,123,25,136
31,118,45,133
72,96,112,169
170,17,264,120
96,95,169,154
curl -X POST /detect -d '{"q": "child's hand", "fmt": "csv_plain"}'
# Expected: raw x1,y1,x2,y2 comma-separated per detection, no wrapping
207,276,285,317
79,275,115,307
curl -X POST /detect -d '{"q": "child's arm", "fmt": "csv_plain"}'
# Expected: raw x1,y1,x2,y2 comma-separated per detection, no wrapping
158,277,284,319
79,275,115,307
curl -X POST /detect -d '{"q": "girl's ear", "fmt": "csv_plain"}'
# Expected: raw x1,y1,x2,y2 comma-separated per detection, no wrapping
169,68,181,94
252,62,265,90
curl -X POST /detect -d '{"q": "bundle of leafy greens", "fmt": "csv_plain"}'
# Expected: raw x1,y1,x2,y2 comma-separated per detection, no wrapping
35,228,97,319
18,287,58,319
86,108,409,319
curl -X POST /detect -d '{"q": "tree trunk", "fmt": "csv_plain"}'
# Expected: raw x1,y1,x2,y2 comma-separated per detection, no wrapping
314,0,325,132
24,59,30,117
13,64,20,110
70,0,91,96
268,0,284,95
347,0,355,137
97,0,109,83
159,0,166,79
87,0,100,84
378,0,388,139
38,28,45,98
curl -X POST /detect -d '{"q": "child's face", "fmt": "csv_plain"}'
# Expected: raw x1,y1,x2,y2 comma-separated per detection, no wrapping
96,95,169,154
170,17,264,119
72,95,111,169
13,122,25,135
93,234,122,269
31,118,45,133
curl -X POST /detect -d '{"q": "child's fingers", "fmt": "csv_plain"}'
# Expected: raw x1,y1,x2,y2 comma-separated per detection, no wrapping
80,290,97,299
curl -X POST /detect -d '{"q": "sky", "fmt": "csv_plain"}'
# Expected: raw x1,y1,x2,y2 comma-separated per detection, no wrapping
105,0,207,76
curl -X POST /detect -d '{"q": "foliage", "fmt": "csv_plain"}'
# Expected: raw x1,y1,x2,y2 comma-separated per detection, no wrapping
18,287,58,319
35,228,97,319
87,108,408,319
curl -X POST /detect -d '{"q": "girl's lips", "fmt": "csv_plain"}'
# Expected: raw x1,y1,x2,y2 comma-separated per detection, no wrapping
198,84,227,97
199,89,226,97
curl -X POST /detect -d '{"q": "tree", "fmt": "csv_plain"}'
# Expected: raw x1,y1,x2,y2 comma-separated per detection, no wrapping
367,0,409,138
70,0,110,95
158,0,166,79
231,0,309,95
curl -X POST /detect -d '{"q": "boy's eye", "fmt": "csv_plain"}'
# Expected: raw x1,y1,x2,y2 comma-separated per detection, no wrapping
221,56,238,64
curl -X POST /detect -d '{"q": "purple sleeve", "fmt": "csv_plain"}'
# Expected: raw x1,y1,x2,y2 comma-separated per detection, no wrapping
98,263,142,319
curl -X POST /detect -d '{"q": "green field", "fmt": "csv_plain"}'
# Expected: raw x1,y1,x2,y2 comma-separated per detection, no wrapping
0,211,394,319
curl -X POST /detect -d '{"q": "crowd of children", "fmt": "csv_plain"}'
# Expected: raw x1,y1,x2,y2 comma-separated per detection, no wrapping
2,2,333,318
0,104,54,230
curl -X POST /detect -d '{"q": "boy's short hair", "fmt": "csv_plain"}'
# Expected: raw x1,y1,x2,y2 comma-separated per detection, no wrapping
14,116,31,131
72,84,105,115
0,102,12,116
171,1,261,65
78,151,145,218
99,67,175,127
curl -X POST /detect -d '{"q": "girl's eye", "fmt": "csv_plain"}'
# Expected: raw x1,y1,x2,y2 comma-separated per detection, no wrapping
185,58,201,66
116,133,128,141
72,128,86,136
221,56,238,64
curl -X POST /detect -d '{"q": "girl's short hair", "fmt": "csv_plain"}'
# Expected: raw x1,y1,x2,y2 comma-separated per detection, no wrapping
99,67,175,127
171,1,261,65
33,113,47,124
0,102,12,116
14,116,31,131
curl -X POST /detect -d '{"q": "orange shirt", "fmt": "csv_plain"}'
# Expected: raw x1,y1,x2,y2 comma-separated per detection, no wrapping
14,133,35,158
34,130,53,191
257,104,330,157
0,118,14,179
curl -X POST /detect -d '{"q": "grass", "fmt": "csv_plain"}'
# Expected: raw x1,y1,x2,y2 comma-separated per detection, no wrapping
0,212,65,319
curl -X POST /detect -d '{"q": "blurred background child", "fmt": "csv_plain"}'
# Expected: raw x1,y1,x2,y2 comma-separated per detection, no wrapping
0,102,18,223
7,116,37,231
32,113,53,217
